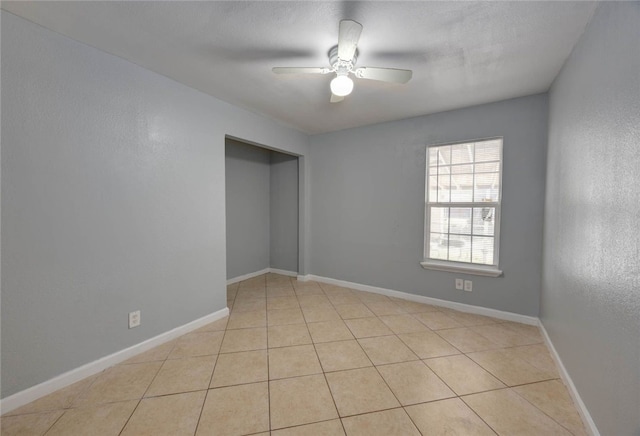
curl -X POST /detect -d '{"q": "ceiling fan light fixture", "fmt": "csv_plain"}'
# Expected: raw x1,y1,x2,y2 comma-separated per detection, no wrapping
272,20,412,103
330,74,354,96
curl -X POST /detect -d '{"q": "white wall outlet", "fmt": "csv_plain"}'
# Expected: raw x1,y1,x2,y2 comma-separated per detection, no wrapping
464,280,473,292
455,279,464,290
129,310,141,329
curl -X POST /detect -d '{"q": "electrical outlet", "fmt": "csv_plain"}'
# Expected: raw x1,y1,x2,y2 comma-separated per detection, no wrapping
464,280,473,292
455,279,464,290
129,310,141,328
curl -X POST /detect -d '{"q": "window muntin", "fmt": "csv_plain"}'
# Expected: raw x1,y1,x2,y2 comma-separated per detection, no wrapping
424,138,502,268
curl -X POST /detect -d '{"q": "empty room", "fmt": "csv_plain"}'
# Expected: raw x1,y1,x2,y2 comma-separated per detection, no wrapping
1,1,638,435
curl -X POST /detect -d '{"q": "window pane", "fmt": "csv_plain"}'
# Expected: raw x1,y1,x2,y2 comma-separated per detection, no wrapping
473,207,495,236
472,236,494,265
474,172,500,202
475,162,500,173
451,143,472,165
438,186,451,203
450,174,473,202
449,208,471,235
428,147,439,167
437,146,451,166
448,235,471,263
437,167,451,203
452,164,473,174
429,233,449,260
428,175,438,203
475,140,501,162
437,165,450,176
430,207,449,234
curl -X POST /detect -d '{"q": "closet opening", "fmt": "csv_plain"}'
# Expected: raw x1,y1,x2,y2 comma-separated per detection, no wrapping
225,137,300,281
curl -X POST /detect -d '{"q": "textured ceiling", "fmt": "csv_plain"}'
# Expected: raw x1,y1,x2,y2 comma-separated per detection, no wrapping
2,1,597,134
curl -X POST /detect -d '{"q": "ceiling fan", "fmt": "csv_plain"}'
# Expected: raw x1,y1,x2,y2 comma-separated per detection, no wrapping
272,20,413,103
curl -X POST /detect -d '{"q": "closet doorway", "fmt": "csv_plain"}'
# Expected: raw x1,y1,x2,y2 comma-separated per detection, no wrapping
225,137,299,280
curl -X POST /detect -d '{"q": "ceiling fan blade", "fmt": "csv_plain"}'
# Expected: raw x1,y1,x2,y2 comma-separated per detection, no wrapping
354,67,413,84
272,67,330,75
337,20,363,60
330,93,345,103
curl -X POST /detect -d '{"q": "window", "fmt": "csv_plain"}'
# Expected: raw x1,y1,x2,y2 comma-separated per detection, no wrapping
421,138,503,276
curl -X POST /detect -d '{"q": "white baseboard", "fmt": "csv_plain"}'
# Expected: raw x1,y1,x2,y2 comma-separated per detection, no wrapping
227,267,298,285
538,321,600,436
226,268,270,285
0,307,229,415
299,274,539,325
268,268,298,278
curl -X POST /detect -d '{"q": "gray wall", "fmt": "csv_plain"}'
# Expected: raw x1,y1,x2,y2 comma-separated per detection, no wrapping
270,153,299,273
309,94,548,316
1,12,307,398
542,3,640,435
225,139,271,278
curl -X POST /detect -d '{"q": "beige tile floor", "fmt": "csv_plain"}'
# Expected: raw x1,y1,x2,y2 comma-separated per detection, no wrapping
1,273,587,435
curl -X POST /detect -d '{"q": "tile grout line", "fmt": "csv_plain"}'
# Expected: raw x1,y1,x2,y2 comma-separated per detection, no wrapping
395,315,563,434
261,274,273,434
325,294,424,434
312,339,348,434
299,278,347,434
509,381,583,435
409,325,501,436
116,359,165,435
106,341,181,435
315,281,424,431
192,305,232,436
361,336,434,436
265,277,272,433
462,346,556,388
445,320,566,435
461,398,501,435
436,333,506,435
40,408,67,436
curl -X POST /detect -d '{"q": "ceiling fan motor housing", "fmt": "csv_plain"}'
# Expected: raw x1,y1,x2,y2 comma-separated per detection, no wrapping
329,45,358,75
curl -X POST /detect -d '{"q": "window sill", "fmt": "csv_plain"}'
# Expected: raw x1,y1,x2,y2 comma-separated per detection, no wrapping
420,260,503,277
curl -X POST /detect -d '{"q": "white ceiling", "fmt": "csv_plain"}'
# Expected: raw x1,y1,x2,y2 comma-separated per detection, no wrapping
2,1,597,135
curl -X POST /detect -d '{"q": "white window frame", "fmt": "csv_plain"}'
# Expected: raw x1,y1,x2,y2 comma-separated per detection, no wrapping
421,137,503,277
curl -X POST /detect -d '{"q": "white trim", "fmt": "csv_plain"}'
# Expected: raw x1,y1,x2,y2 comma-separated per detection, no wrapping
538,321,600,436
420,260,503,277
227,268,299,285
226,268,270,285
0,307,229,415
299,274,537,325
268,268,298,278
